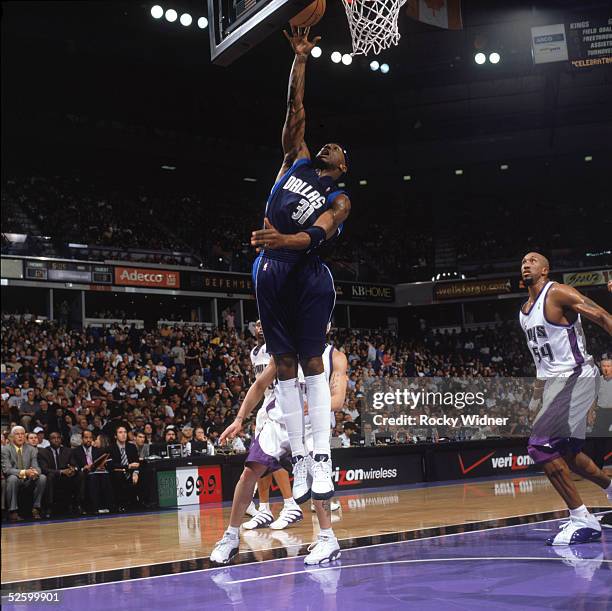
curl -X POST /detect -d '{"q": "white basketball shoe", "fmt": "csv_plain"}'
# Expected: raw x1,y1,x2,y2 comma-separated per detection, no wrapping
546,515,602,546
311,454,334,500
242,508,274,530
210,531,240,565
292,455,313,504
270,505,304,529
304,534,341,565
245,501,258,518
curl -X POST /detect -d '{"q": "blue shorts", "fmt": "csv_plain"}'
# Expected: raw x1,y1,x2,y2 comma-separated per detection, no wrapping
253,252,335,358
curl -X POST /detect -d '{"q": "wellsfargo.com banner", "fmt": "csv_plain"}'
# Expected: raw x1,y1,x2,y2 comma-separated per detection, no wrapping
114,266,181,288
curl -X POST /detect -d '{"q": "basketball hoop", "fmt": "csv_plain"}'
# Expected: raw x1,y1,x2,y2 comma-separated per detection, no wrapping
341,0,407,56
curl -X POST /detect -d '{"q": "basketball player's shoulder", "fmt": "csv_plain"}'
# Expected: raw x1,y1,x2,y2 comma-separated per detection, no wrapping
547,281,576,302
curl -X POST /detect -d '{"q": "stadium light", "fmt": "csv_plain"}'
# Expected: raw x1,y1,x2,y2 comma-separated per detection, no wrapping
311,46,322,58
584,155,593,162
331,51,342,63
474,52,486,65
151,5,164,19
500,164,509,170
370,60,379,71
180,13,192,26
489,52,501,64
243,177,257,182
403,175,412,181
380,63,390,74
359,179,367,185
455,169,464,175
197,17,208,29
341,53,352,66
165,8,177,22
338,182,346,187
161,165,176,170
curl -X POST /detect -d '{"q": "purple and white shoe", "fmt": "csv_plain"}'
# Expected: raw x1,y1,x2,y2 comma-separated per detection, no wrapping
270,505,303,530
242,508,274,530
546,516,602,546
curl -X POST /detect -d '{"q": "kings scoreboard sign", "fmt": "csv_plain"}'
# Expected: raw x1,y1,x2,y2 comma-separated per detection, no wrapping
532,13,612,68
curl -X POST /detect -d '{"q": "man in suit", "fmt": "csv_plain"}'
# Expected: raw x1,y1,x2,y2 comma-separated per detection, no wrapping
38,431,80,516
70,429,113,514
108,425,140,511
1,425,47,521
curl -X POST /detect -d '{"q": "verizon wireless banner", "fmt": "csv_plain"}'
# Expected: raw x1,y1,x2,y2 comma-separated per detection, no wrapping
115,266,181,288
431,442,539,480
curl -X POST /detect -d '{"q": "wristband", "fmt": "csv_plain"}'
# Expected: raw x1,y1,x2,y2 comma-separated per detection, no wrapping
304,226,326,250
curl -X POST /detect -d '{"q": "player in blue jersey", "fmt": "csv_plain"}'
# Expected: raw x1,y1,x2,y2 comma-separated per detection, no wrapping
250,26,351,504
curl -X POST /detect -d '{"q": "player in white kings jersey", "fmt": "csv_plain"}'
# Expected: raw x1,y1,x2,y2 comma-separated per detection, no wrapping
244,320,299,530
211,343,348,565
519,252,612,546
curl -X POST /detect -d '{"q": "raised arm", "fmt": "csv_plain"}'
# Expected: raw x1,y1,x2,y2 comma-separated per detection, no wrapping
552,284,612,334
277,27,320,178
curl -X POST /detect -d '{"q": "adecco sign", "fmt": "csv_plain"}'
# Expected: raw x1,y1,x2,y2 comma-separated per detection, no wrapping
115,266,181,288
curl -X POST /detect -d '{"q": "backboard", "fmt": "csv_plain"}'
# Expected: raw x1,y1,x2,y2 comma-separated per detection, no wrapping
208,0,314,66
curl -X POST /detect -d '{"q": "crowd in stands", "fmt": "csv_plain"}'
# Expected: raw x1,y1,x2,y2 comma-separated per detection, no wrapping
2,312,610,519
455,198,612,273
1,175,433,282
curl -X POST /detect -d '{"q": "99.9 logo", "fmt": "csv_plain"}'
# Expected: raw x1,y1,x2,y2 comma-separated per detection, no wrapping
185,474,217,497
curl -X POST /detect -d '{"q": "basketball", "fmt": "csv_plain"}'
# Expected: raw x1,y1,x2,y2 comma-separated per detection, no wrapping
290,0,326,28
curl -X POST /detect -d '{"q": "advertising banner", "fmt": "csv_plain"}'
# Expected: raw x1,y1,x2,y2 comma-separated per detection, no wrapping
434,278,512,300
157,465,223,507
115,266,180,288
431,443,538,480
563,269,611,288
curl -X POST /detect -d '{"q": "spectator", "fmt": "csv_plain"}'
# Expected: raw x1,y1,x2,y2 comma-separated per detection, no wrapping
338,422,358,447
19,390,38,430
26,432,39,448
192,426,215,456
133,431,150,460
108,425,140,511
71,430,112,514
1,425,46,521
38,431,81,516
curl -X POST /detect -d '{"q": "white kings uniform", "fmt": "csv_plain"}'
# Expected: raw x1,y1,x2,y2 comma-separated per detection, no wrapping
250,343,273,436
253,344,335,467
519,281,600,458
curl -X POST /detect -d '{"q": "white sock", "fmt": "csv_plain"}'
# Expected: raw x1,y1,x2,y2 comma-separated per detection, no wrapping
319,528,335,539
284,497,298,508
226,525,240,538
605,480,612,495
305,372,332,456
277,378,305,456
569,504,589,520
259,502,270,512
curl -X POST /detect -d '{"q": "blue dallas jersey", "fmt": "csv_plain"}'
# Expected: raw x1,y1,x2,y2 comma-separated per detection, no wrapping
263,158,347,260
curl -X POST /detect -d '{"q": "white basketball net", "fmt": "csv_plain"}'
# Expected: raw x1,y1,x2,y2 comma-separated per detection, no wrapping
341,0,407,56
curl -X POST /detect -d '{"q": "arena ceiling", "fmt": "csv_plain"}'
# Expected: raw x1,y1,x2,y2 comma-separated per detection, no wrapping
2,0,611,184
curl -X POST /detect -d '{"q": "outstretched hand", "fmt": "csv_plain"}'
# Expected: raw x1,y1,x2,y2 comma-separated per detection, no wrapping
283,25,321,57
220,420,243,445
